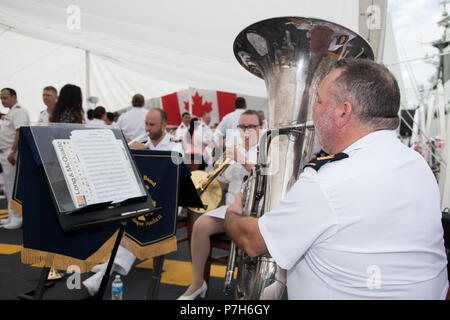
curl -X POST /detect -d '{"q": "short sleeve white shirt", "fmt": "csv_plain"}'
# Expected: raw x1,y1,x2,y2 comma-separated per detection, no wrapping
0,103,30,151
38,109,49,123
88,118,108,127
174,123,189,141
117,107,147,140
193,122,213,151
215,109,245,137
146,132,184,158
258,130,449,299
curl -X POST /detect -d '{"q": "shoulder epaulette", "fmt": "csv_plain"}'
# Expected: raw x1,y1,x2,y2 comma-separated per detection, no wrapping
170,137,182,143
304,152,349,172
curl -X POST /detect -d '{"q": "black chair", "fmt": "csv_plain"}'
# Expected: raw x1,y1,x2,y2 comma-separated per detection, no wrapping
176,210,195,259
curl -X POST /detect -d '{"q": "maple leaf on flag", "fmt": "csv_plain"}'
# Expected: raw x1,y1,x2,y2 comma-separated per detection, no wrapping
190,92,213,117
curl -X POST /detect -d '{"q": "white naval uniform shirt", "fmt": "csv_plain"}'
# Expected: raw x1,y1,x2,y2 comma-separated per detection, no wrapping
215,108,245,137
214,109,245,148
174,123,189,141
0,103,30,151
117,107,147,140
146,132,184,157
193,121,213,150
38,109,49,123
258,130,449,299
88,118,107,127
192,121,214,162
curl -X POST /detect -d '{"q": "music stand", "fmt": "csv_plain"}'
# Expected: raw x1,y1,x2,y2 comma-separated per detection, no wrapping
17,125,161,300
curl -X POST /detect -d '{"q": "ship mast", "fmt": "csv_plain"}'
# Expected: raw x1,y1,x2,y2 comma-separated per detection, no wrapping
435,0,450,210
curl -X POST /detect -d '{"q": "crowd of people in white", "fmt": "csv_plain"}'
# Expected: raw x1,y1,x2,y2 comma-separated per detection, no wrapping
0,82,266,300
0,85,259,230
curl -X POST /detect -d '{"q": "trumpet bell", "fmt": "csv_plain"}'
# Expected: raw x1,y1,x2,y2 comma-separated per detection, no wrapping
188,170,223,214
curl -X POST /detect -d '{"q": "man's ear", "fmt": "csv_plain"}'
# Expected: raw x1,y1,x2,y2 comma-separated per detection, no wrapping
335,101,353,129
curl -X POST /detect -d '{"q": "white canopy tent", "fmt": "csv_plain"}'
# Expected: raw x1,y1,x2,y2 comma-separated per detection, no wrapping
0,0,364,121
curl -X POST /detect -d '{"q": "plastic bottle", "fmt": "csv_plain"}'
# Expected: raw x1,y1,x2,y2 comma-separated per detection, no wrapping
111,274,123,300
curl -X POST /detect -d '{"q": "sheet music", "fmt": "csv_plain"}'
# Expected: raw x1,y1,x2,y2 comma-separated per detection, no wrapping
52,129,145,209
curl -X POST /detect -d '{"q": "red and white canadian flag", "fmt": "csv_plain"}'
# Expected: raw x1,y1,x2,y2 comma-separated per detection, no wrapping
160,87,237,126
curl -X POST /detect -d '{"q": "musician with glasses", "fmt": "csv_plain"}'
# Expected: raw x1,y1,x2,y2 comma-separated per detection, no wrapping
177,110,262,300
224,59,449,299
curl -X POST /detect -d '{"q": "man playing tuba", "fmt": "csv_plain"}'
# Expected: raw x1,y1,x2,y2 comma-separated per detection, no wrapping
224,59,449,300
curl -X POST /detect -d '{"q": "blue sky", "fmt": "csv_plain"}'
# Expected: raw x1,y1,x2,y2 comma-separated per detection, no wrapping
387,0,446,107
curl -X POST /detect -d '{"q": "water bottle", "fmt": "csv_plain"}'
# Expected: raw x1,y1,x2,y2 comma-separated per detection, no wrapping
111,275,123,300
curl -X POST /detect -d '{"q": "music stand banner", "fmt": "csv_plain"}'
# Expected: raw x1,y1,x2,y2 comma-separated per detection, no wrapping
122,150,183,259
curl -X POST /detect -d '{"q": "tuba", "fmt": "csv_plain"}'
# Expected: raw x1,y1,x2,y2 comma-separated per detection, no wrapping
224,17,374,299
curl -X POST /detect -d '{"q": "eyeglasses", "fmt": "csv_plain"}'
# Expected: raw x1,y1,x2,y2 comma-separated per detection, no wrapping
237,124,259,131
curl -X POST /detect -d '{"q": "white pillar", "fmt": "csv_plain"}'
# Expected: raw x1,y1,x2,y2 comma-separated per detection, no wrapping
85,50,90,108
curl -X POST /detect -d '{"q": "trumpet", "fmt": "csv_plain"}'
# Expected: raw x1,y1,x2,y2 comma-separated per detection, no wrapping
188,152,232,214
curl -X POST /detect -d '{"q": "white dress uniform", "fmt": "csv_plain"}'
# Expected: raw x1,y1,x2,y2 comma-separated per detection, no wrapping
174,123,190,142
192,121,214,169
88,118,107,127
205,145,257,219
117,107,148,140
215,109,245,138
0,103,30,224
146,132,184,157
214,108,245,148
38,109,49,123
258,130,449,299
193,121,213,151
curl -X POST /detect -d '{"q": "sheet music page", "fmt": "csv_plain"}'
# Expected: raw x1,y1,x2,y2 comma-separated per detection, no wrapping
52,139,92,208
52,129,145,209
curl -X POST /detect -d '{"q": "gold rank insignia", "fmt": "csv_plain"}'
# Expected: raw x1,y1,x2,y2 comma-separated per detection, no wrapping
304,152,349,172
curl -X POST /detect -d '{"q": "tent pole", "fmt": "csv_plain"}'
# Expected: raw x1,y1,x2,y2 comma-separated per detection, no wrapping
85,50,90,108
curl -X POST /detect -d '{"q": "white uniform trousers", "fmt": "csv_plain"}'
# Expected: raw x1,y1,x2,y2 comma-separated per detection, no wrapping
0,151,21,220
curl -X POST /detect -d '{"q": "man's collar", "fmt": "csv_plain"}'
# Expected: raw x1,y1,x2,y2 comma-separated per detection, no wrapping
343,130,397,154
150,131,168,148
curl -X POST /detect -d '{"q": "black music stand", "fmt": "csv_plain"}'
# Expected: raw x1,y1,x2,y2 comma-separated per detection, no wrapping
16,125,160,300
18,214,144,301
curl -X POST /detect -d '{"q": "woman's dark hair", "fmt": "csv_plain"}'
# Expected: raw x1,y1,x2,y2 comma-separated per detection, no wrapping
132,94,145,107
50,84,84,123
187,117,199,143
235,97,246,109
